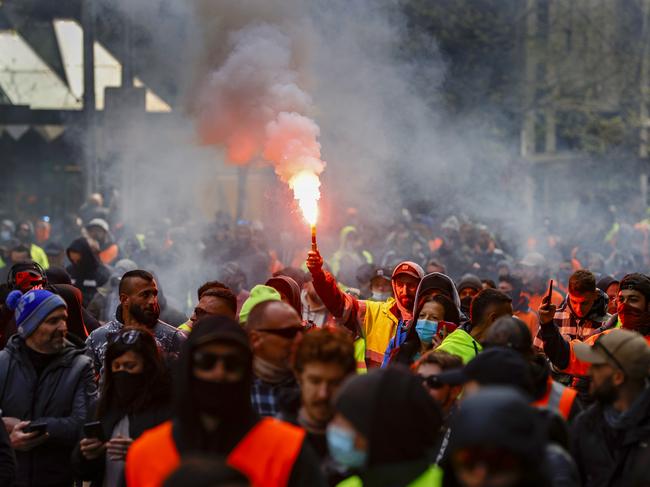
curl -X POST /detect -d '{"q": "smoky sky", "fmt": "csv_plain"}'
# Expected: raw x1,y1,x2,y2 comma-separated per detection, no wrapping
93,0,536,254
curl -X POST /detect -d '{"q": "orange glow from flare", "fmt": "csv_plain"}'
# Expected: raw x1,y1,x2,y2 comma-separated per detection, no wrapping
289,171,320,226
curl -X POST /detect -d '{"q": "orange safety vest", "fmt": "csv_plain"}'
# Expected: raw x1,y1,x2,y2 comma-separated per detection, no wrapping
532,377,577,420
126,418,306,487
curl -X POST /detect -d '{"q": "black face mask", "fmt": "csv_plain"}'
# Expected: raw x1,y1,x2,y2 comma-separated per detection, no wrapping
191,377,250,419
113,371,146,408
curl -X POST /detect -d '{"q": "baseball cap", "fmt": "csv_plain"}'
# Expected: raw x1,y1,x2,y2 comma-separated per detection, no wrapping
370,266,392,283
392,261,425,281
191,315,251,352
435,347,533,395
573,329,650,379
619,273,650,302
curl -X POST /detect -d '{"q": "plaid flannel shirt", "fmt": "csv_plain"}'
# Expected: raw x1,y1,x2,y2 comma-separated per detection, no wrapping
533,294,610,348
250,376,298,417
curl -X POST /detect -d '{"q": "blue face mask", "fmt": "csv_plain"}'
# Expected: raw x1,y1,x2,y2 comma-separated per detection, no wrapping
327,424,367,469
415,319,439,344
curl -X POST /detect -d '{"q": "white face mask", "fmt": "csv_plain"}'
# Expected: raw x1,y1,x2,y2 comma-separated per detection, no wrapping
371,291,392,302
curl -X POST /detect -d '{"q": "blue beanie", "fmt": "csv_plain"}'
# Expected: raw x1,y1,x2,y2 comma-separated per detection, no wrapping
6,290,67,339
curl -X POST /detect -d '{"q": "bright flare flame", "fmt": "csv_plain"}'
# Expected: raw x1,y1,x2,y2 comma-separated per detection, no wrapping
290,171,320,226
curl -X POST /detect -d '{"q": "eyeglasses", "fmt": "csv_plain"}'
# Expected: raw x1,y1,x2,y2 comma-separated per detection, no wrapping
418,374,445,390
256,326,305,339
192,350,247,373
452,447,521,473
108,329,144,346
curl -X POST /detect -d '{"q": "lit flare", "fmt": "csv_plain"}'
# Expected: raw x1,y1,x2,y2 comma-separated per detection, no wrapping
290,171,320,226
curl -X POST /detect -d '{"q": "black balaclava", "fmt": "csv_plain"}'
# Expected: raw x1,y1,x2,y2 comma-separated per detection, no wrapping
173,315,256,455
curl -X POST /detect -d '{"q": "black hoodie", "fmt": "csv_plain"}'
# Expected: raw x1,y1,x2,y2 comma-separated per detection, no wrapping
335,366,442,485
442,387,550,487
171,316,325,487
66,238,110,307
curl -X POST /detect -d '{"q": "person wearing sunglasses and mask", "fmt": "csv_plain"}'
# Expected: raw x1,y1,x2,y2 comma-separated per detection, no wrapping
126,315,326,487
412,351,463,465
246,301,305,417
72,328,171,486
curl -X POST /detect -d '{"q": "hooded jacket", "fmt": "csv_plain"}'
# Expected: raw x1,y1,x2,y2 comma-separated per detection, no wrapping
0,335,97,487
435,329,482,364
335,367,443,486
310,264,423,368
384,273,461,367
0,284,99,350
125,316,326,487
571,386,650,487
441,387,549,487
66,238,111,307
266,276,303,318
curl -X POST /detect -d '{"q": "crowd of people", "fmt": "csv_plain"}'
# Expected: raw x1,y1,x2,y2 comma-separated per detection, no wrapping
0,192,648,486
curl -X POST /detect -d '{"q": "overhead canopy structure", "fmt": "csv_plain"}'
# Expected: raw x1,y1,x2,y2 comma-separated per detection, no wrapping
0,0,180,114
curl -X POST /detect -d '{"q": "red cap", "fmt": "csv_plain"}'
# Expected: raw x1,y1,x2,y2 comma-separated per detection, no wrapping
392,261,424,280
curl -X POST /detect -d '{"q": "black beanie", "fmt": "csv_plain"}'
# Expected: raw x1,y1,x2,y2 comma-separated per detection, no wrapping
335,366,442,466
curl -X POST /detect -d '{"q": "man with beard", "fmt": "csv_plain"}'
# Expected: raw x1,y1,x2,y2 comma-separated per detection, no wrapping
307,250,424,369
126,316,325,487
0,289,96,486
86,270,186,379
569,329,650,486
538,273,650,379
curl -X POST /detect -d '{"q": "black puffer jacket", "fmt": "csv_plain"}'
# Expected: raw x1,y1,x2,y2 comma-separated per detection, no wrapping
66,238,111,307
0,421,15,485
570,386,650,487
0,335,98,487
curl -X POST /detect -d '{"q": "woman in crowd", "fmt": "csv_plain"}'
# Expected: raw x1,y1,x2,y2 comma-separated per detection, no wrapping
388,273,461,366
72,328,171,486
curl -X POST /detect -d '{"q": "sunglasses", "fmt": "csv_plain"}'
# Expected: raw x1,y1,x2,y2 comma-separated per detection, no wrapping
256,326,305,339
193,350,247,373
452,447,521,473
418,374,445,390
108,329,144,346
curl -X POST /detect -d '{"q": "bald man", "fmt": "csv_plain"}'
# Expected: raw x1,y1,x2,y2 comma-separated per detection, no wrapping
245,301,305,417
